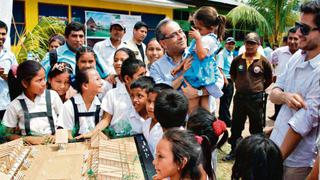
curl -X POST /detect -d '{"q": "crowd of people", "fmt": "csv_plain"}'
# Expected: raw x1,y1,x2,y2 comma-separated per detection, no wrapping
0,1,319,179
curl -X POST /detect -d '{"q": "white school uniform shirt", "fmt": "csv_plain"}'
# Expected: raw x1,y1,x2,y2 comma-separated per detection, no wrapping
128,110,145,134
57,93,102,135
93,38,126,75
2,90,62,136
97,77,123,101
101,83,136,134
142,118,163,158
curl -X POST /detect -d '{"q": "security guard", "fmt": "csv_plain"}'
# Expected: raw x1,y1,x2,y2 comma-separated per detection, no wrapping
223,32,273,161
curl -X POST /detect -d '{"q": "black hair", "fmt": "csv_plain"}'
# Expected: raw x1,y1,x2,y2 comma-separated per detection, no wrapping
300,1,320,28
48,34,65,47
232,134,283,180
9,61,44,100
187,107,228,180
130,76,155,93
0,20,7,33
75,68,95,94
114,47,136,60
75,46,97,74
162,128,202,180
65,21,85,37
193,6,226,41
150,83,173,94
134,21,148,30
154,89,188,129
47,62,73,89
120,58,145,80
155,18,172,42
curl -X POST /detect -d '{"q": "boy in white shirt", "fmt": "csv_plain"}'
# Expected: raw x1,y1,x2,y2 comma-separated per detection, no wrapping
76,58,146,139
142,83,172,157
129,76,155,134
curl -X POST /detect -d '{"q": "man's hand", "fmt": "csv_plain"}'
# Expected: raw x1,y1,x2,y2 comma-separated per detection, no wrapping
282,92,307,111
182,57,192,73
181,80,198,99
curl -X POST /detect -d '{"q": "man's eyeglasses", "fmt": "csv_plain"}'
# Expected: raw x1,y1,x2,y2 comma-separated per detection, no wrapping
162,29,184,40
295,22,319,36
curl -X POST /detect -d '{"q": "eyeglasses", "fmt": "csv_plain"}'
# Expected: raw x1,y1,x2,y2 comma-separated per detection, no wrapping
162,29,184,40
295,22,319,36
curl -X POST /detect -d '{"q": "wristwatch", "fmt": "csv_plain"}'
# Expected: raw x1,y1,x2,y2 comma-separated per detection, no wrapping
197,89,203,96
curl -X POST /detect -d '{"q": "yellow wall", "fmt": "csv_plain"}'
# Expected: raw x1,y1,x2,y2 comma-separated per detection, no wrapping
24,0,173,32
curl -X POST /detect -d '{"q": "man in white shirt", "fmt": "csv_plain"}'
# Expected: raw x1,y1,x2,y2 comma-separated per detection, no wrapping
269,2,320,179
94,20,126,74
268,27,299,120
0,20,18,120
123,21,148,64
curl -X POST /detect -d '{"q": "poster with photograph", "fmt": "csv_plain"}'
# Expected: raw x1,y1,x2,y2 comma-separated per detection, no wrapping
85,11,141,42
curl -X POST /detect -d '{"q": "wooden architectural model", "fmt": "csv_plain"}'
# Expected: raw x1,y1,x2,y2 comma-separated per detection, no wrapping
0,132,146,180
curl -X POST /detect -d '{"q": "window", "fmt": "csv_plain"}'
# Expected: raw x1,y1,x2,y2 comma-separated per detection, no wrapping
11,0,25,45
38,3,68,22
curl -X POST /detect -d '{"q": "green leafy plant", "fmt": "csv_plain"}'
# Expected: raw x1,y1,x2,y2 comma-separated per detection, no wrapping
13,17,65,63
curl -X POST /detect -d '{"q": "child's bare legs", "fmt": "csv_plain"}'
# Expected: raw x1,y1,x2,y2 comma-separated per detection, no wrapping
188,97,200,114
200,95,210,111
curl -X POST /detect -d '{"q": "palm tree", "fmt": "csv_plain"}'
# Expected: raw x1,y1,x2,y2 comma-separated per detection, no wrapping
226,0,300,45
13,17,65,63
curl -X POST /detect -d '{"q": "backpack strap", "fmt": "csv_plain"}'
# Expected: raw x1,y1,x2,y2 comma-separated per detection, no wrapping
94,105,101,125
19,99,32,136
45,90,56,135
49,49,58,68
70,97,80,136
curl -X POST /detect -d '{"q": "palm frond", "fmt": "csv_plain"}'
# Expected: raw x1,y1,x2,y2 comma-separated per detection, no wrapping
14,17,66,63
226,5,271,35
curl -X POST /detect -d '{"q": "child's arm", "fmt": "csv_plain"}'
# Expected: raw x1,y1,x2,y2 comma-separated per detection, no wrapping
75,111,112,139
5,127,55,145
189,27,208,60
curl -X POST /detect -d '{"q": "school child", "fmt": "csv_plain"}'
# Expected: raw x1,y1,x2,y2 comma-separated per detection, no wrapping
154,89,188,131
76,58,146,139
153,128,204,180
129,76,155,134
2,60,63,145
142,83,172,157
187,107,228,180
104,47,136,91
48,34,65,51
75,46,110,100
171,6,226,111
232,134,283,180
57,68,103,137
47,62,74,102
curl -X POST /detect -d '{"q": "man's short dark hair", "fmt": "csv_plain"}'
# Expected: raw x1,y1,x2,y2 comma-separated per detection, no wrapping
155,18,172,42
300,1,320,28
154,89,188,129
65,21,85,37
0,20,8,33
130,76,155,93
134,21,148,30
120,58,145,80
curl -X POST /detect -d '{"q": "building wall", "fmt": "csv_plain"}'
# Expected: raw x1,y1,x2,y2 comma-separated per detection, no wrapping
24,0,173,32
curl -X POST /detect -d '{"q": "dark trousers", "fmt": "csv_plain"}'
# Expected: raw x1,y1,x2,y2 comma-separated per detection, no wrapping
218,79,234,127
0,110,5,122
229,92,264,151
